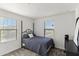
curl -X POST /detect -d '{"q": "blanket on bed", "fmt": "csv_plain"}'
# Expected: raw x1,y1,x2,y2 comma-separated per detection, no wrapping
23,36,54,56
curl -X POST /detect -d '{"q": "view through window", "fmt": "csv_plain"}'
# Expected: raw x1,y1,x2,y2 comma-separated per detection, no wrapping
0,17,17,42
45,20,55,38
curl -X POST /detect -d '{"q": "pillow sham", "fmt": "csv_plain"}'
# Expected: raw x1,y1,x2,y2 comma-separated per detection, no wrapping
22,34,29,39
28,33,34,38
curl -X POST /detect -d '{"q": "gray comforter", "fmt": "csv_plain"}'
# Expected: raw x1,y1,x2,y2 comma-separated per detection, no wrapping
23,36,54,56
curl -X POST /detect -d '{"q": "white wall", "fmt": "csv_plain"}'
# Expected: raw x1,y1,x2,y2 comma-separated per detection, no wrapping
0,9,33,55
34,11,75,49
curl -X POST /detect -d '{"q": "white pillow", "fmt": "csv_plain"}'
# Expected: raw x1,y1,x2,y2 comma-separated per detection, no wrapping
28,34,34,38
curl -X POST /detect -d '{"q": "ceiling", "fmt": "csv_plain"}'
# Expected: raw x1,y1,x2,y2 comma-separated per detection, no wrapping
0,3,79,19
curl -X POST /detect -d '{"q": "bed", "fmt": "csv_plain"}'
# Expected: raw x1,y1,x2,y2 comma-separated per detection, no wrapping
22,29,55,56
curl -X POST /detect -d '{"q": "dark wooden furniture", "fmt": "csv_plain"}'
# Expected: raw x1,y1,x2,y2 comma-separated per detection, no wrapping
65,40,79,56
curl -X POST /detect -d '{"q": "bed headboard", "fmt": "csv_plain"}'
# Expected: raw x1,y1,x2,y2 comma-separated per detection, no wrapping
23,29,33,34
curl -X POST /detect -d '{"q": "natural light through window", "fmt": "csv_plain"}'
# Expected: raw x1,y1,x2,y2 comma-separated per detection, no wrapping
45,20,55,29
0,17,17,42
45,20,55,38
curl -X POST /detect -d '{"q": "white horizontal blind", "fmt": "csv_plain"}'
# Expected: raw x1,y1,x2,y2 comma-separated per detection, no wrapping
45,20,55,38
45,29,55,38
0,18,17,42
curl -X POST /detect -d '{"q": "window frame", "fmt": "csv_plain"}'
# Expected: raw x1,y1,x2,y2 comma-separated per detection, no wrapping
0,18,17,43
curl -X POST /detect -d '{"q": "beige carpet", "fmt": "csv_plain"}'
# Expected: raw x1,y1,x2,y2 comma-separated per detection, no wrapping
4,48,66,56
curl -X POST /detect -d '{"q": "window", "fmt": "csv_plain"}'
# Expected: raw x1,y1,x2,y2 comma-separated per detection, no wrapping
0,17,17,42
45,20,55,38
45,20,55,29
